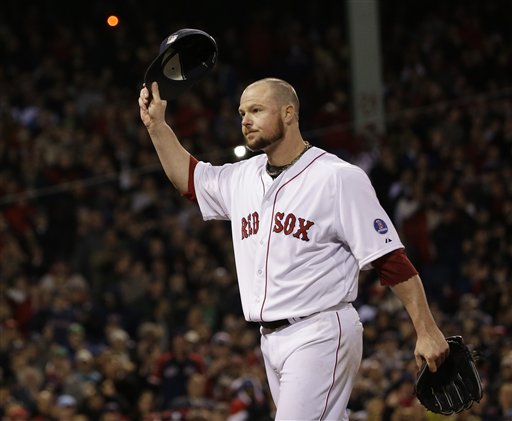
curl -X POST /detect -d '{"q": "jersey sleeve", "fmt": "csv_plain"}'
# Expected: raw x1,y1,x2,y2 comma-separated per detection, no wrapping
335,165,403,270
193,160,237,221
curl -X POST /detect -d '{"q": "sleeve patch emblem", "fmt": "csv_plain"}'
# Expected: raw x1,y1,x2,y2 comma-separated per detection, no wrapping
373,218,388,234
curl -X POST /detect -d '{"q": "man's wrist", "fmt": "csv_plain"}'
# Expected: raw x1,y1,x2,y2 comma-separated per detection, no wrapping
147,121,168,135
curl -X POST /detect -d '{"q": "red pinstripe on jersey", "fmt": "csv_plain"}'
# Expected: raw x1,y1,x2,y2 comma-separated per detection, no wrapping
259,152,326,321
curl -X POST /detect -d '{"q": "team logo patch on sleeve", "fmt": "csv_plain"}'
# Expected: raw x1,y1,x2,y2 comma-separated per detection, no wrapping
373,218,388,234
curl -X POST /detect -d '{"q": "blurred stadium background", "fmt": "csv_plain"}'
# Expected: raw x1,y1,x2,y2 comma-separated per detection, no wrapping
0,0,511,420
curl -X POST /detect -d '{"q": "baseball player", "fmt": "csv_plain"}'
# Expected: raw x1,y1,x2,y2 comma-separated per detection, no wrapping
138,77,449,420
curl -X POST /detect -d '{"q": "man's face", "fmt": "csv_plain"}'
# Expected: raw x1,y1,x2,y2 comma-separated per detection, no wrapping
239,83,285,152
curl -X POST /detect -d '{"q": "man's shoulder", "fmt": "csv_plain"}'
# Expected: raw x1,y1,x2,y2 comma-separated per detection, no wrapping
311,147,368,177
242,152,267,166
197,153,266,176
201,152,266,167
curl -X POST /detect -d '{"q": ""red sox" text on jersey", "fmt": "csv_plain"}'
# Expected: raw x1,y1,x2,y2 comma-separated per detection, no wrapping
241,211,314,241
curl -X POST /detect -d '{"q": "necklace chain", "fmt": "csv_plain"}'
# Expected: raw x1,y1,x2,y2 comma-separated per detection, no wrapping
266,141,312,178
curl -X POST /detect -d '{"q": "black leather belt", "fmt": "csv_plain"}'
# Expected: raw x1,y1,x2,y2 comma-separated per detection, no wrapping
259,319,291,331
259,314,318,332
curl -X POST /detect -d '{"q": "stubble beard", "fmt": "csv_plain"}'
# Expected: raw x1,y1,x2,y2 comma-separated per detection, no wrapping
245,119,285,152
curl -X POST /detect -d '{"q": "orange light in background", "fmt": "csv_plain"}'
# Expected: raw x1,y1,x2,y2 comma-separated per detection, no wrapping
107,15,119,27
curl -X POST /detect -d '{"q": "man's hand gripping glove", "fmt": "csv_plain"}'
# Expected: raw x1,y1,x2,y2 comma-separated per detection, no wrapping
414,335,483,415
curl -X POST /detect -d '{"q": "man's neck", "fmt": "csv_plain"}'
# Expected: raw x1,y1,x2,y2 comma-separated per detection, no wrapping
266,136,308,167
265,140,312,179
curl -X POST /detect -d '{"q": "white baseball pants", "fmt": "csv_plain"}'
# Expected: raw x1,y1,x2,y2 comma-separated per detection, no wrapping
260,303,363,421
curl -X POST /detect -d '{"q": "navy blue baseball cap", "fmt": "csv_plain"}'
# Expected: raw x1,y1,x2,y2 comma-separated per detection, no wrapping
144,28,218,100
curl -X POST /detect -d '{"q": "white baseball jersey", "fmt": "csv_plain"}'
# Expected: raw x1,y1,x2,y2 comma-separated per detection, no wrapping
193,146,403,322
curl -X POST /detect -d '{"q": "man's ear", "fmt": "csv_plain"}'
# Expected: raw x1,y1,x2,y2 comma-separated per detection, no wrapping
283,104,296,124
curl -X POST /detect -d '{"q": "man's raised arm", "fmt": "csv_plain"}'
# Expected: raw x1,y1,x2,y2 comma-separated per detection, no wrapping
138,81,192,194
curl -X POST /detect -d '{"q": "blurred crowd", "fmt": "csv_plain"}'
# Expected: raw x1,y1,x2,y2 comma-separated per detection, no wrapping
1,0,511,420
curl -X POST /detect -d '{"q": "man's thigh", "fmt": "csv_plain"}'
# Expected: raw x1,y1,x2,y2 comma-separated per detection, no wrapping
261,305,363,421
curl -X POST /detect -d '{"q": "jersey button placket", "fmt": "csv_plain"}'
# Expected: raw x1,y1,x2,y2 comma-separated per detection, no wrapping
254,243,266,306
255,203,270,314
